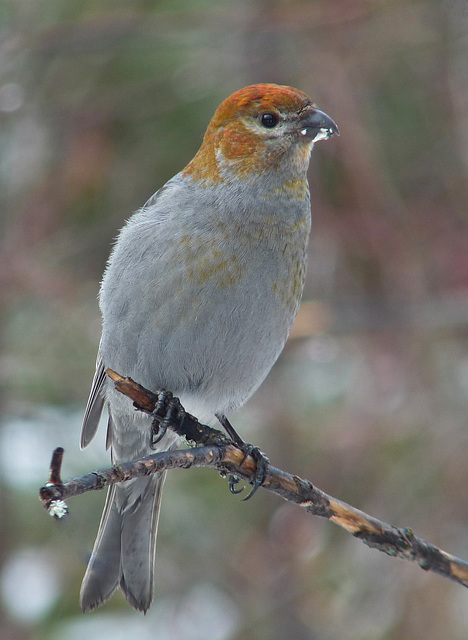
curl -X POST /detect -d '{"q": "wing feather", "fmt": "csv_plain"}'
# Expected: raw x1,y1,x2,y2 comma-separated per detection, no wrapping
81,355,106,449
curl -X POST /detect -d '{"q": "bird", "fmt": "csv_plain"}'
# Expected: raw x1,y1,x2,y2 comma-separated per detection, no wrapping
79,83,338,613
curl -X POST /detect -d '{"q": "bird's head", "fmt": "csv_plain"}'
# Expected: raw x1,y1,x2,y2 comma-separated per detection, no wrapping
183,83,338,186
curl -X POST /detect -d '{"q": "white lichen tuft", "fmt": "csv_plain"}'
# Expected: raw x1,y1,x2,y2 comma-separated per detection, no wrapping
48,499,68,519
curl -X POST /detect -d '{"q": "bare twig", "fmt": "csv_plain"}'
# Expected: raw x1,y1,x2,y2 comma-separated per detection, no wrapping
39,370,468,590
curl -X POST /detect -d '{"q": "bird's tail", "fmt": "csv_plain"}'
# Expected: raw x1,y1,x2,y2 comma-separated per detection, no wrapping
80,472,166,613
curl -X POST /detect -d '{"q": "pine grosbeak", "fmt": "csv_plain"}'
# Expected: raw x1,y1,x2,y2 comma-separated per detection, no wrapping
80,83,338,612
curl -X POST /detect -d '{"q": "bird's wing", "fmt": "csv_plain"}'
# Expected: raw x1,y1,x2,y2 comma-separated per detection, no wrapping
80,185,171,451
81,354,106,449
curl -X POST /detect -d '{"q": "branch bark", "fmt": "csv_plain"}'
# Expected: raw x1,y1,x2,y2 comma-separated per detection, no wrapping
39,370,468,590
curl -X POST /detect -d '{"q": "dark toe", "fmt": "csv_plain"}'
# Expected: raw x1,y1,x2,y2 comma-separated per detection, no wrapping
242,446,269,501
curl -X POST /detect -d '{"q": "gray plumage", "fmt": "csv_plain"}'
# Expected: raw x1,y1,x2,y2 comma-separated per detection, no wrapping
79,84,337,612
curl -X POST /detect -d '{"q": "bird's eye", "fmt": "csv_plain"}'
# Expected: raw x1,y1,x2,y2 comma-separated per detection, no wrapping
260,113,279,128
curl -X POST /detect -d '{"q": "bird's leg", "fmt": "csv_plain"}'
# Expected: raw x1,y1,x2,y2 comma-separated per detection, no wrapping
150,389,185,448
216,413,270,500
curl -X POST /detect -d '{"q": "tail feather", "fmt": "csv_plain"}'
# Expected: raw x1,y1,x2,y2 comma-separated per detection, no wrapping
119,475,165,612
79,485,121,611
80,473,166,613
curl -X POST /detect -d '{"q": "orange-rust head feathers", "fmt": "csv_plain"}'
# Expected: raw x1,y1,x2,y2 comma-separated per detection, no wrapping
183,84,337,184
210,84,313,128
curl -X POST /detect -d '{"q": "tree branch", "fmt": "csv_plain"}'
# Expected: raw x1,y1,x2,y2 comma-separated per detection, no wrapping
39,370,468,590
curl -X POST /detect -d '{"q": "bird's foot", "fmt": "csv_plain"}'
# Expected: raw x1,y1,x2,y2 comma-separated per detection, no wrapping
235,443,270,501
150,389,185,448
216,414,270,500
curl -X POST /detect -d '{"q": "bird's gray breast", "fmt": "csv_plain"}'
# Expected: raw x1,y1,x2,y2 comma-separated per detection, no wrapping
99,180,311,415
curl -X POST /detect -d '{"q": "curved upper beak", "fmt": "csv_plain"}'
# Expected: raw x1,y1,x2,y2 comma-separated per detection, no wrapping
299,108,339,142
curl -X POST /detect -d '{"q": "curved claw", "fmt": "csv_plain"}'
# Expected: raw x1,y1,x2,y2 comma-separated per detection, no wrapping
150,422,167,448
215,415,269,500
149,388,185,448
228,474,244,495
241,446,269,501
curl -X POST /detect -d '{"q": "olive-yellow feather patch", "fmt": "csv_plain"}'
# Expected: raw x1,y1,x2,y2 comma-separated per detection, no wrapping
176,234,245,288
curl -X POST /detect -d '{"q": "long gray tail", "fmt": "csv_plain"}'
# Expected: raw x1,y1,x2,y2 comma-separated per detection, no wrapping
80,472,165,613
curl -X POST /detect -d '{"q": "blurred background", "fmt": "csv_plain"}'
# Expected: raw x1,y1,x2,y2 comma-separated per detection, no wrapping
1,1,468,638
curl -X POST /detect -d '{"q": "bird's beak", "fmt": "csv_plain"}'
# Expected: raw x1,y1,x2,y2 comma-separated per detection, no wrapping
299,108,339,142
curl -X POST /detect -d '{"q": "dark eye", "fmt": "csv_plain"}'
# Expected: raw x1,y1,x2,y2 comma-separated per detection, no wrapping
261,113,279,128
